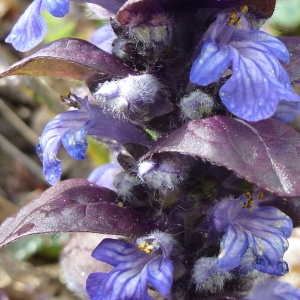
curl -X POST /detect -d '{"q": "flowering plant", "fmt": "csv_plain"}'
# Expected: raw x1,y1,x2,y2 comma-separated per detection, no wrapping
1,0,300,299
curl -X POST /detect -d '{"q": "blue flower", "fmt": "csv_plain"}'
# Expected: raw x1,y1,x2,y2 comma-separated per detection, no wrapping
90,23,116,54
86,232,175,300
206,193,292,276
190,7,300,121
5,0,70,52
245,276,300,300
36,94,148,185
87,162,123,191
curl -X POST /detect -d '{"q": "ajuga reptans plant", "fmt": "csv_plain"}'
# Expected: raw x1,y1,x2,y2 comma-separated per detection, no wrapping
2,0,300,299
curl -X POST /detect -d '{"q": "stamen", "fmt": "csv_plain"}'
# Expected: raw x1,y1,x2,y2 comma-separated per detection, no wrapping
243,198,254,211
138,241,154,253
258,192,264,200
245,191,251,198
61,93,81,109
240,5,248,13
236,17,242,29
228,12,237,25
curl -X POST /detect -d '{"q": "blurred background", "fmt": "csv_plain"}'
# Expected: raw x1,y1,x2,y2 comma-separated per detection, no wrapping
0,0,299,299
0,1,109,299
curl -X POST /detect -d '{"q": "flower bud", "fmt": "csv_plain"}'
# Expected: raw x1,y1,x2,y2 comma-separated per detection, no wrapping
113,171,142,201
126,13,173,48
192,257,232,293
138,155,188,194
94,74,172,121
112,38,144,68
180,89,215,120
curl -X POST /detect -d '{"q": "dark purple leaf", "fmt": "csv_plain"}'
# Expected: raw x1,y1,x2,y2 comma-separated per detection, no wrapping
200,0,275,17
0,38,135,81
279,36,300,84
0,179,153,249
145,116,300,197
116,0,275,25
116,0,164,25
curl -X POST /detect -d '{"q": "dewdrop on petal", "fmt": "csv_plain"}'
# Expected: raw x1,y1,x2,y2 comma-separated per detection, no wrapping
180,89,215,120
192,257,233,293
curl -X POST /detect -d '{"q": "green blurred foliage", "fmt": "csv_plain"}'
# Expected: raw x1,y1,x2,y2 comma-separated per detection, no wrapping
271,0,300,35
42,12,77,42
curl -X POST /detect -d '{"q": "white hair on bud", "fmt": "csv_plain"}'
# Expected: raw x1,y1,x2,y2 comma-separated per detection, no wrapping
126,13,173,47
180,89,215,120
192,257,233,293
93,74,162,120
236,248,264,279
96,80,119,98
113,171,141,201
138,156,189,194
120,74,160,105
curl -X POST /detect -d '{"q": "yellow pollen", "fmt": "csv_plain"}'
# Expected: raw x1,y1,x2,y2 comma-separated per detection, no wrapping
243,198,254,211
236,18,242,29
228,12,237,25
241,5,248,13
258,192,264,200
245,191,251,198
138,241,154,254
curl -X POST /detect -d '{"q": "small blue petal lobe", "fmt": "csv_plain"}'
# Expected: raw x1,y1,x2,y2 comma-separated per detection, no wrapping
43,0,69,17
146,256,174,297
62,127,88,160
36,141,62,185
37,98,90,184
232,30,290,63
254,259,288,276
91,239,141,267
190,41,231,86
246,277,300,300
274,101,300,123
219,44,300,121
5,0,46,52
217,225,248,270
